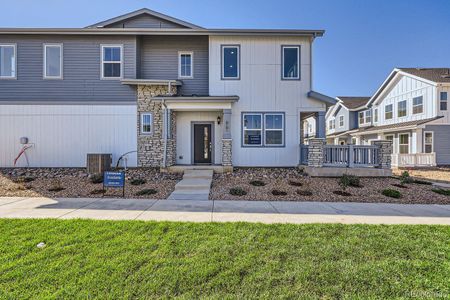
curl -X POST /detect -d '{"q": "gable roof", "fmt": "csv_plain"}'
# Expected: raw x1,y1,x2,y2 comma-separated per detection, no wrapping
398,68,450,83
352,116,443,135
336,96,370,110
86,8,203,29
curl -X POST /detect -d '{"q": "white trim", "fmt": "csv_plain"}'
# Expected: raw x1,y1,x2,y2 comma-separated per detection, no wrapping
43,43,63,79
339,115,344,127
281,45,300,80
242,113,263,146
373,108,378,123
399,132,410,154
358,109,371,126
178,51,193,79
412,95,424,115
397,100,407,118
0,43,17,79
385,103,393,120
140,112,153,134
264,113,285,146
440,91,448,111
100,44,123,80
423,131,434,153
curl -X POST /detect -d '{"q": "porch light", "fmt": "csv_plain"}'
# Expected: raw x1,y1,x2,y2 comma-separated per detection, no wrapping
217,116,221,125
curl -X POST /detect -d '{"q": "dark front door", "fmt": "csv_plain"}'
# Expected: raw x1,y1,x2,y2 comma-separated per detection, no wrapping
193,124,212,164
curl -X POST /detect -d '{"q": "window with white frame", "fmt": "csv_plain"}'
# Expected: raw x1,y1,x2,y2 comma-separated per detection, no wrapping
385,104,393,119
0,44,16,79
441,92,448,111
329,119,335,130
264,114,284,145
358,111,364,125
385,135,394,143
221,45,239,79
339,115,344,127
398,100,407,117
243,113,285,147
178,51,193,78
140,113,153,134
282,46,300,79
374,108,378,123
399,133,409,154
412,96,423,114
359,110,371,125
44,44,62,79
101,45,122,78
424,131,433,153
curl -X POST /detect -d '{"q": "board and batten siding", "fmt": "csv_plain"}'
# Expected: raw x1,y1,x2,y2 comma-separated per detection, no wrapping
424,125,450,165
0,105,137,167
209,36,324,166
140,35,209,95
0,35,136,103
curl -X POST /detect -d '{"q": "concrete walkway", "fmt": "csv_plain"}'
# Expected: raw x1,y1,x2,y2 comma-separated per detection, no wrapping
1,197,450,225
167,170,213,200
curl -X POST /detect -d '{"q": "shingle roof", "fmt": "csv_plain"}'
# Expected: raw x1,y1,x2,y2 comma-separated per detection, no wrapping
337,97,370,109
399,68,450,83
353,116,443,134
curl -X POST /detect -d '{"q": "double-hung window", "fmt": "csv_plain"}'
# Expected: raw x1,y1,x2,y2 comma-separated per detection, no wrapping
339,115,344,127
221,45,240,79
412,96,423,114
424,131,433,153
282,46,300,80
101,45,122,79
398,100,407,117
374,108,378,123
243,113,285,147
140,113,153,134
399,133,409,154
441,92,448,111
365,110,372,124
0,44,16,79
385,104,393,120
359,112,364,125
178,51,193,78
44,44,62,79
359,110,371,125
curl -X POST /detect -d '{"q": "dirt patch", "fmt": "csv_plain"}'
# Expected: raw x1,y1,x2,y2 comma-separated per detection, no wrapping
0,168,182,199
393,167,450,183
210,168,450,204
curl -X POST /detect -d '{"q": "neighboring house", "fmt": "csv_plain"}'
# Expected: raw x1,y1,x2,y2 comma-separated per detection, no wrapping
326,68,450,167
0,8,335,169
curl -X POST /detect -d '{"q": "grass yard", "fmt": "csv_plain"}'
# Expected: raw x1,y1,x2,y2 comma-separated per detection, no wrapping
0,220,449,299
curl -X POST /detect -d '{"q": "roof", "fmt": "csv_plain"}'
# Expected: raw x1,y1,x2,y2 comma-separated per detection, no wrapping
337,96,370,110
351,116,443,135
308,91,337,106
398,68,450,83
151,95,239,102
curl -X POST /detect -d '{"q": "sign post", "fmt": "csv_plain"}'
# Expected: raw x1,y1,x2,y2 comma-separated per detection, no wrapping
103,171,125,197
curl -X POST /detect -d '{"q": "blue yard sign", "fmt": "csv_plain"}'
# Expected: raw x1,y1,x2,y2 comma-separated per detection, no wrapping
103,171,125,197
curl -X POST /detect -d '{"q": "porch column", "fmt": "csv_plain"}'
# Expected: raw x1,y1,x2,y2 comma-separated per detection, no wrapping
315,111,326,139
222,109,233,169
371,140,393,169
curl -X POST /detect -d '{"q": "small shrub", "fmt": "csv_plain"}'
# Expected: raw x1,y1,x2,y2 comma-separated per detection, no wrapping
432,189,450,196
135,188,157,196
296,189,312,196
249,180,266,187
391,183,408,189
129,178,146,186
13,176,35,183
230,187,247,196
399,171,413,185
288,180,302,187
413,179,432,185
382,189,401,198
90,189,105,195
347,175,362,187
271,189,287,196
338,175,351,191
90,173,103,184
47,180,65,192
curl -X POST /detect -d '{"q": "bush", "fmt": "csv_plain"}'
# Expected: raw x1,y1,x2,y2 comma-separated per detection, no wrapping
249,180,266,187
47,179,65,192
129,178,146,186
296,189,312,196
90,189,105,195
382,189,401,198
13,176,35,183
338,175,350,191
288,180,302,187
399,171,413,185
347,175,362,187
135,189,157,196
432,189,450,196
230,187,247,196
90,173,103,184
271,189,287,196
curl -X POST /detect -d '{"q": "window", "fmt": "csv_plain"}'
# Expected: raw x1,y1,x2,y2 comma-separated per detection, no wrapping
140,113,153,134
412,96,423,114
424,131,433,153
374,108,378,123
441,92,448,111
365,110,372,124
44,44,62,79
221,45,239,79
385,104,393,120
359,112,364,125
399,133,409,154
385,135,394,142
329,119,335,130
359,110,371,125
178,51,193,78
243,113,285,147
0,44,16,79
101,45,122,79
398,100,407,117
282,46,299,79
339,115,344,127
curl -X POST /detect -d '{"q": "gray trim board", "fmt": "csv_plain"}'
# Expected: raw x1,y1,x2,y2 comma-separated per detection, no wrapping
221,44,241,80
281,45,301,81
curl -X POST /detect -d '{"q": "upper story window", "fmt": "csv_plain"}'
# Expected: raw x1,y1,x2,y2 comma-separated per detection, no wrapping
0,44,16,79
282,46,300,80
359,110,371,125
412,96,423,114
329,119,335,130
385,104,393,120
178,51,193,78
374,108,378,123
101,45,122,79
44,44,62,79
441,92,448,111
140,113,153,134
339,115,344,127
398,100,407,117
221,45,240,79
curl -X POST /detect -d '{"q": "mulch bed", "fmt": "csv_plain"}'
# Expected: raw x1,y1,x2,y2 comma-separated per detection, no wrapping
0,168,182,199
210,168,450,204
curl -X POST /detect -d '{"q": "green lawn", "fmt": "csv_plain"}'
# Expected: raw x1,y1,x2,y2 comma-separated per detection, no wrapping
0,220,449,299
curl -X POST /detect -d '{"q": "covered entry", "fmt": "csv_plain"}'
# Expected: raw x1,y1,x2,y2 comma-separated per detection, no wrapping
192,122,213,164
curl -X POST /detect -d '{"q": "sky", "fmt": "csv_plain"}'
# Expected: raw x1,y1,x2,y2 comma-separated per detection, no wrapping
1,0,449,97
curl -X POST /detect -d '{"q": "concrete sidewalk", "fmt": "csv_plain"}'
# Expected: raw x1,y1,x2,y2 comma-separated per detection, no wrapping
1,197,450,225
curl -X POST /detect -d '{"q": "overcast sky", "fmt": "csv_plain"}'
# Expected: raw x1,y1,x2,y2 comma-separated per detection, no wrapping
1,0,449,97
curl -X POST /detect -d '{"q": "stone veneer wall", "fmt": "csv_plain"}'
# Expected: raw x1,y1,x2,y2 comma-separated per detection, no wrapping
371,140,393,169
307,138,325,167
222,139,232,166
137,85,177,167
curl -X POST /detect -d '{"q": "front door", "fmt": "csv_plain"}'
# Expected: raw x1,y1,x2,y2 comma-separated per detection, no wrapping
193,124,212,164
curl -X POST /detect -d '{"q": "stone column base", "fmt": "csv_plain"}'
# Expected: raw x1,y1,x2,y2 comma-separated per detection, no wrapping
222,139,232,167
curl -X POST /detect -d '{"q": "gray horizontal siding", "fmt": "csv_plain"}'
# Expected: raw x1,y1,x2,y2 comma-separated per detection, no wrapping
140,35,208,95
106,14,187,29
424,125,450,165
0,35,136,103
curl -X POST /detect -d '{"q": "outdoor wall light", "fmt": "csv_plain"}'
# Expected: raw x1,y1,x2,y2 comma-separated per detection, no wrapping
217,116,221,125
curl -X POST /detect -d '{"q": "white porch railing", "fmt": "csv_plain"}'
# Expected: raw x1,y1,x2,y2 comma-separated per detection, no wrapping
391,153,436,167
